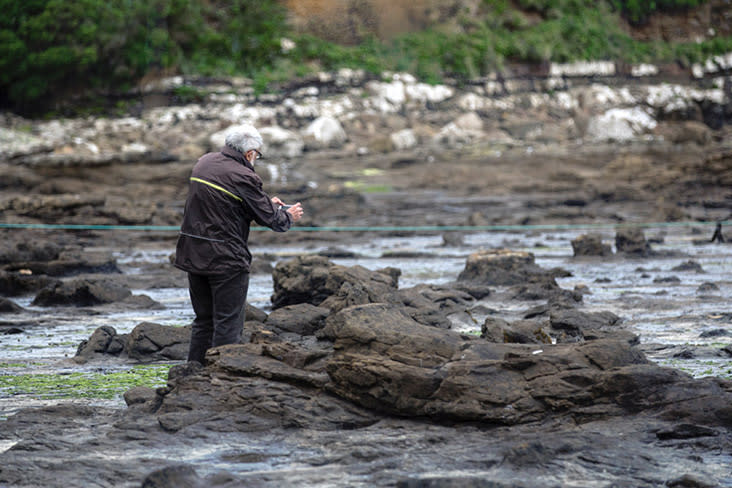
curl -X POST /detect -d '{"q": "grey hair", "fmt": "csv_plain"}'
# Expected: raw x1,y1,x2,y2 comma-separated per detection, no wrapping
224,123,263,154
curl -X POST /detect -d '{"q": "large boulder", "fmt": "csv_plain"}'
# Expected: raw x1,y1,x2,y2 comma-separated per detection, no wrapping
271,256,471,328
32,278,132,306
319,303,732,425
457,250,571,302
270,255,399,311
457,250,548,286
571,233,613,257
75,323,190,363
258,126,304,159
74,325,127,363
126,322,190,362
130,297,732,447
615,228,652,256
586,107,657,142
302,116,347,150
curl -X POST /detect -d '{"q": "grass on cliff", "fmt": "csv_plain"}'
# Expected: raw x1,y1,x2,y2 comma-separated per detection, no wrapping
2,0,731,114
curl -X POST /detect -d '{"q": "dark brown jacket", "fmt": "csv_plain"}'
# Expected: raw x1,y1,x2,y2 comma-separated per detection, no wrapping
174,146,291,275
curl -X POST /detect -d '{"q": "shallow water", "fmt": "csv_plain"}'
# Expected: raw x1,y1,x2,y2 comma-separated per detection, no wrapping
1,226,731,416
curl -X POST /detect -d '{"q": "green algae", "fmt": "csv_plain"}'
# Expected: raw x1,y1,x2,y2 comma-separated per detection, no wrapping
0,365,172,401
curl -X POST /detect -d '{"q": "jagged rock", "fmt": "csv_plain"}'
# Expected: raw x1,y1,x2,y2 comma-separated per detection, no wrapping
615,228,652,256
457,250,556,286
74,326,127,363
399,284,475,329
32,278,132,306
127,322,191,362
571,233,613,257
75,323,190,363
316,302,732,425
245,303,268,323
549,309,621,332
270,255,399,311
265,303,330,335
481,316,551,344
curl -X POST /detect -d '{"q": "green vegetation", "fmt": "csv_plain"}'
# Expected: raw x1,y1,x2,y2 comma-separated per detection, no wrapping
609,0,706,24
0,365,171,400
1,0,730,114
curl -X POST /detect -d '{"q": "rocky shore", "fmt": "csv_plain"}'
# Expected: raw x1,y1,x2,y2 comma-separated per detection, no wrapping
2,248,732,487
1,61,731,487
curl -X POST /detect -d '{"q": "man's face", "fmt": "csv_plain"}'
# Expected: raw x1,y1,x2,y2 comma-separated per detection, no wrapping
247,149,263,163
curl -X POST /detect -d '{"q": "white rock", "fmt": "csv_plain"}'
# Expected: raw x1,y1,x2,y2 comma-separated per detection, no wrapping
713,52,732,71
586,107,657,142
434,114,485,147
145,105,204,126
382,80,407,106
121,142,147,155
552,92,579,111
259,126,304,159
390,129,417,150
454,112,483,132
631,64,659,77
572,84,636,109
405,83,454,104
643,84,723,112
485,80,504,96
219,104,276,124
692,63,705,79
366,80,406,109
393,72,417,84
457,93,488,112
292,86,319,98
280,38,296,53
335,68,366,86
140,76,184,93
0,127,53,159
550,61,615,77
302,116,347,149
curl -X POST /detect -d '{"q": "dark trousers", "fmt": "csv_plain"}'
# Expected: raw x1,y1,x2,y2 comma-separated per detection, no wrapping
187,269,249,364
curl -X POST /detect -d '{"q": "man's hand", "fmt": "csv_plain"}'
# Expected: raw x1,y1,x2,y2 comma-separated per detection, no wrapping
271,196,285,206
287,202,304,222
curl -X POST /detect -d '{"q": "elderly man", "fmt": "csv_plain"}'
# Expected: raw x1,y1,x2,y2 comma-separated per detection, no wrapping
175,124,303,364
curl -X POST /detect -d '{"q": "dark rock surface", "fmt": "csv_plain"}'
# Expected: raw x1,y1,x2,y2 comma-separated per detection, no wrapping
571,233,613,257
74,322,190,363
32,278,133,306
615,228,652,256
0,297,23,313
2,254,732,488
0,269,60,296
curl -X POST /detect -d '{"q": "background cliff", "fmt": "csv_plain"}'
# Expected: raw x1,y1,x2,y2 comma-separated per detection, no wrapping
2,0,732,115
